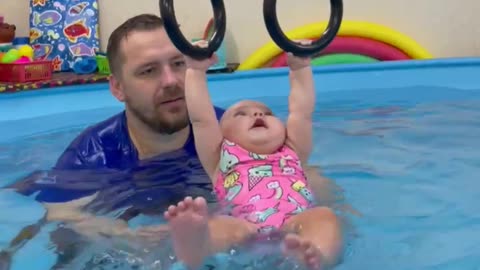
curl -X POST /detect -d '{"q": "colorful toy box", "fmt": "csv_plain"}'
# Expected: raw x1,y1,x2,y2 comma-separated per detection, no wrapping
29,0,100,72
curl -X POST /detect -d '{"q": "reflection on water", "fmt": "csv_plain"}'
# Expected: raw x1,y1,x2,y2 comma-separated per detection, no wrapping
1,86,480,269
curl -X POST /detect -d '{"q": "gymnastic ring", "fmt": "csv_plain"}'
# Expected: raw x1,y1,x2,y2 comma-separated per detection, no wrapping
159,0,226,60
263,0,343,57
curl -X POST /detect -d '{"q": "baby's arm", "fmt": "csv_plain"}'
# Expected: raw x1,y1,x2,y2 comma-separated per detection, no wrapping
285,49,315,164
184,43,223,178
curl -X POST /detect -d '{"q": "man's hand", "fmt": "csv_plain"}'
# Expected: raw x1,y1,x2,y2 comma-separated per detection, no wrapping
134,224,170,244
72,219,171,247
71,216,134,239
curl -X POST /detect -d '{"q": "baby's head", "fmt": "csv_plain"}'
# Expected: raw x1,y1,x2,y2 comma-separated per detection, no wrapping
220,100,286,154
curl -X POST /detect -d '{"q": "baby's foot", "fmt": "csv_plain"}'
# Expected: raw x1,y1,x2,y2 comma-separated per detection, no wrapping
283,233,324,269
164,196,211,269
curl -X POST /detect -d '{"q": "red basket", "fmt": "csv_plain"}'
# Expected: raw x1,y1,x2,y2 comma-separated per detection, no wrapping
0,61,53,83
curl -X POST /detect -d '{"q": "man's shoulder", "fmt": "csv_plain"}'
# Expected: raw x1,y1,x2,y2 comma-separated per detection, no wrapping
72,112,126,146
73,107,222,147
213,106,225,119
54,111,130,169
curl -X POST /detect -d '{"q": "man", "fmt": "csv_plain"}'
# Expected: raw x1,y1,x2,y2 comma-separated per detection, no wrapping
6,14,226,245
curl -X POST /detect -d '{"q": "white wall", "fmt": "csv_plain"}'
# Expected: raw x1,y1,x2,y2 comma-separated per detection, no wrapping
3,0,480,63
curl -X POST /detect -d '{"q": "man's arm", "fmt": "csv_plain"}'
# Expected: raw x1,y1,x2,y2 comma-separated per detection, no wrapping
53,146,88,170
53,131,107,170
44,193,136,239
285,53,315,164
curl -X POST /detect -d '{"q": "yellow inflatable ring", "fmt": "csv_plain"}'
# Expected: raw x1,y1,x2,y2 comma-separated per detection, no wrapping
237,21,432,70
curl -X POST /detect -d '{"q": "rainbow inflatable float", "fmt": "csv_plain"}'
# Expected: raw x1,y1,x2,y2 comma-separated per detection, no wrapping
237,21,433,70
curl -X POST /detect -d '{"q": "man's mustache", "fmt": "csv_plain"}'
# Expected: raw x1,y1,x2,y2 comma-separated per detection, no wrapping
154,86,184,105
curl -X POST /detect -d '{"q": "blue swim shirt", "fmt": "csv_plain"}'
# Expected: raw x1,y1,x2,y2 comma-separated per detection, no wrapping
11,107,225,211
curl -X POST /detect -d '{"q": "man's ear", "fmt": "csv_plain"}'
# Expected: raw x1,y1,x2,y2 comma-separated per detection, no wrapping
109,74,125,102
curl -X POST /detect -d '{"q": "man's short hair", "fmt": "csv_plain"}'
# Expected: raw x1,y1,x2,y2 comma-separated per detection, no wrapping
106,14,164,76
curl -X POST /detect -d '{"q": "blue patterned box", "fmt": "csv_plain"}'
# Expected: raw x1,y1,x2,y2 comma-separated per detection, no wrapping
29,0,100,72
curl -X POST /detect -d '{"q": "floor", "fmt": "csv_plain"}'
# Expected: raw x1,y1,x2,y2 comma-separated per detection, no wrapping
0,72,110,93
0,63,239,93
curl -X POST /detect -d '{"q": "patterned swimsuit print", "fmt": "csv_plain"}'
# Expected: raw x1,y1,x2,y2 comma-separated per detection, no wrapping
215,139,316,232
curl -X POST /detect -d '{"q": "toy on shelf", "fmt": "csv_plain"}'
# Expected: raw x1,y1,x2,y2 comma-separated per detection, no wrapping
0,20,16,53
71,56,97,74
1,45,35,63
0,22,15,43
0,48,20,63
0,44,53,83
95,53,110,75
29,0,100,72
17,45,34,60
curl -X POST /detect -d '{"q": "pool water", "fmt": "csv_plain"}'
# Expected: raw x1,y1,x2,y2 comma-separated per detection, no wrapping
1,85,480,269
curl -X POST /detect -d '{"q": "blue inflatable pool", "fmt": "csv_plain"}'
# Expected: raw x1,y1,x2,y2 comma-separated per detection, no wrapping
1,58,480,270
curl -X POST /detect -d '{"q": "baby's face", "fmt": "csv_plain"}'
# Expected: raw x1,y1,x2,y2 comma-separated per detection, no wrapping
220,100,286,153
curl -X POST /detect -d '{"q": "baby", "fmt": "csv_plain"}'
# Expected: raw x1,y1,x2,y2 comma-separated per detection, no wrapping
165,40,342,270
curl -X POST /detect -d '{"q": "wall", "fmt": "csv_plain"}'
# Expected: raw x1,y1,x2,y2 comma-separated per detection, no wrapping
3,0,480,63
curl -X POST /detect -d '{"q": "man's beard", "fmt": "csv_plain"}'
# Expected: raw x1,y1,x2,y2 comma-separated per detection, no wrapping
127,100,189,135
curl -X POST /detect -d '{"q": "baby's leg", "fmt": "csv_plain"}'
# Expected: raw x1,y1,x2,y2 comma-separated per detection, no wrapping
164,196,256,269
207,214,258,251
281,206,342,269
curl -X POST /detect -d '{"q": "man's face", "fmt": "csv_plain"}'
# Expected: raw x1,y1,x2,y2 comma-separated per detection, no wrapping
110,28,189,134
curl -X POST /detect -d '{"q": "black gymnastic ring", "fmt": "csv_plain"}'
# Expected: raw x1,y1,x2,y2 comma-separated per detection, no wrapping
159,0,226,60
263,0,343,57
